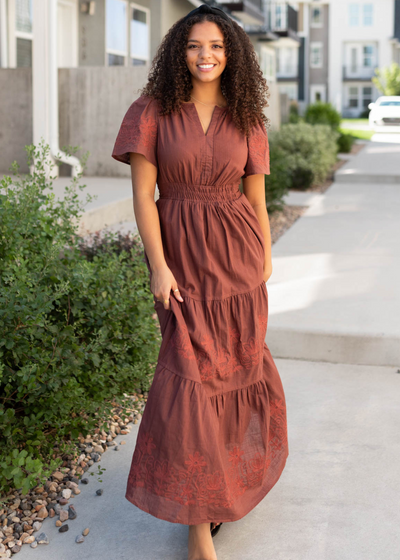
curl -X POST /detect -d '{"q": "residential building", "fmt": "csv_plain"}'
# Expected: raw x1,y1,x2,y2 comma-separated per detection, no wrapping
266,1,301,103
328,0,395,117
243,0,302,127
0,0,277,177
296,0,329,112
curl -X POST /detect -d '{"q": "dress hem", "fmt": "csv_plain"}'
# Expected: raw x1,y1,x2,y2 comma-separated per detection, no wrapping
125,451,288,526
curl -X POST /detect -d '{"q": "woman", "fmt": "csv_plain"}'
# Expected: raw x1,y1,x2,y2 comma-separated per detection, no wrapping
112,5,288,560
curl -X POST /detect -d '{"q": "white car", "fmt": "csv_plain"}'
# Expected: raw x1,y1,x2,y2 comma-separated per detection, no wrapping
368,96,400,131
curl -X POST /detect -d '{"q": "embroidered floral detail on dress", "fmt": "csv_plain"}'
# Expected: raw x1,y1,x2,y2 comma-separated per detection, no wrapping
268,398,288,457
121,115,157,149
114,109,158,164
170,323,197,361
248,130,268,168
169,312,269,382
128,397,287,510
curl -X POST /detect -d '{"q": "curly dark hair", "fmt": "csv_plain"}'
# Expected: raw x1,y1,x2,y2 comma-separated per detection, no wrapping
139,12,270,136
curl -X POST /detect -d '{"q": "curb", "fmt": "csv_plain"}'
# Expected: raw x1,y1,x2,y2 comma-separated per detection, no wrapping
266,328,400,367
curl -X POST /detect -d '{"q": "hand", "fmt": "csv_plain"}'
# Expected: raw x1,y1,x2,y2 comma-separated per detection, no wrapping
151,264,184,310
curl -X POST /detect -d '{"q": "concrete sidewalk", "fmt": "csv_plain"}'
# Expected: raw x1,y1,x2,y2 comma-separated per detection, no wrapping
335,141,400,184
267,142,400,367
15,359,400,560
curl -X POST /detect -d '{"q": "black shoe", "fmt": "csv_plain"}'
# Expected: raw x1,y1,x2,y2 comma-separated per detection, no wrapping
210,522,223,538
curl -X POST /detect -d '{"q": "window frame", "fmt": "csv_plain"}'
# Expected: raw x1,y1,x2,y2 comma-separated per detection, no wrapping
130,2,150,65
260,45,276,83
310,42,323,69
349,3,360,27
15,0,33,67
271,2,287,31
310,6,323,28
363,3,373,26
347,85,359,108
106,0,129,65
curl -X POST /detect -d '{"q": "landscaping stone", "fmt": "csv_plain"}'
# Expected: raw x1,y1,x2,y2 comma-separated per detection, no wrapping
32,521,42,532
59,510,68,522
68,506,77,520
75,535,84,544
36,532,49,544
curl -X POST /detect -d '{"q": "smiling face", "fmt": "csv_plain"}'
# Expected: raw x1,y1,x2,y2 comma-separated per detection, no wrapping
185,21,227,85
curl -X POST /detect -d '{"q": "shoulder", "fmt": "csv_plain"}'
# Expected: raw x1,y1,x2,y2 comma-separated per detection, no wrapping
248,118,268,140
127,95,161,119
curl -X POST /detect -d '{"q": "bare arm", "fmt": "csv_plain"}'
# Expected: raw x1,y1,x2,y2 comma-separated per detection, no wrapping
242,174,273,282
130,152,184,309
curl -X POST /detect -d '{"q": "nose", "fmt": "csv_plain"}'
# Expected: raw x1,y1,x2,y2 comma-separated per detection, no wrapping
197,46,214,59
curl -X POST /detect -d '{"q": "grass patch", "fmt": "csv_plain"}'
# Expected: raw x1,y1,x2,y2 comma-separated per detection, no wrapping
340,128,373,140
340,119,369,128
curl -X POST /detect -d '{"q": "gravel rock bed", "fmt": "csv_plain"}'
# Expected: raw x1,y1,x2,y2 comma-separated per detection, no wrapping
0,394,146,556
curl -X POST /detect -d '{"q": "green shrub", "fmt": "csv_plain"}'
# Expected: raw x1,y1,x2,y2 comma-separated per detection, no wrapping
268,123,339,190
264,146,292,212
304,102,342,129
0,142,160,495
337,132,355,153
359,108,370,119
289,101,301,124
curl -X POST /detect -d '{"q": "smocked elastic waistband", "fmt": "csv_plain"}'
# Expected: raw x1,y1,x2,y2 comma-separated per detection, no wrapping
158,182,242,202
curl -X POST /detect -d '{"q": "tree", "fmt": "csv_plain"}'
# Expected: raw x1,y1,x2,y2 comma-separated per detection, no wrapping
372,62,400,96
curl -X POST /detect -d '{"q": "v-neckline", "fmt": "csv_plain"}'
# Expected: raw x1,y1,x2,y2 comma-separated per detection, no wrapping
182,102,227,137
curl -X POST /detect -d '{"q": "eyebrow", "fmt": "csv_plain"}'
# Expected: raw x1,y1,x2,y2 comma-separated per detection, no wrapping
187,39,224,43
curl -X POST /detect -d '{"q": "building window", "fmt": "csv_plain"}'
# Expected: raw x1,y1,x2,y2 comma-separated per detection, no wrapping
130,4,150,65
363,4,373,26
276,46,298,76
362,86,373,108
348,86,359,108
310,43,323,68
271,3,287,30
349,4,359,26
16,0,32,32
363,45,374,67
106,0,128,66
350,47,357,73
311,7,323,27
279,84,297,101
260,47,276,82
16,0,33,67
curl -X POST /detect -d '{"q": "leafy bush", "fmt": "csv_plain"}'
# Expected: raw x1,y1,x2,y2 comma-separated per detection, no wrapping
359,108,370,119
372,62,400,96
264,146,292,212
267,123,338,191
289,101,301,124
337,132,355,153
0,142,160,495
304,102,341,129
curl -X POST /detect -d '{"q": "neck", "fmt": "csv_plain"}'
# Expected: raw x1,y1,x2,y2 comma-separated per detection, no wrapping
190,80,225,106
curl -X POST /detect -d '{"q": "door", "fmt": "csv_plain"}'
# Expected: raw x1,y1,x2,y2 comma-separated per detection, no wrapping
345,43,376,79
310,84,326,103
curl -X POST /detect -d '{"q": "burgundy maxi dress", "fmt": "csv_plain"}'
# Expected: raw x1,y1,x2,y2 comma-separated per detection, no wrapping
112,94,288,525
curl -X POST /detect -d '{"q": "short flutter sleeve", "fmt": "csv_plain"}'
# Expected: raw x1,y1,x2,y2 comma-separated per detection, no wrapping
242,120,270,178
112,95,159,167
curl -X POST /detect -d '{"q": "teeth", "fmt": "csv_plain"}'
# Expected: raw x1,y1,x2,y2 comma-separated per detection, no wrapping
198,64,215,68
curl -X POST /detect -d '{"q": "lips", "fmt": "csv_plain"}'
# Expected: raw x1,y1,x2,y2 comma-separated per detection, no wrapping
197,63,217,73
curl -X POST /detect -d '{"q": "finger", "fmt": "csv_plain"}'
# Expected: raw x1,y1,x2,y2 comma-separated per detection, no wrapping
172,285,184,302
163,295,170,310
